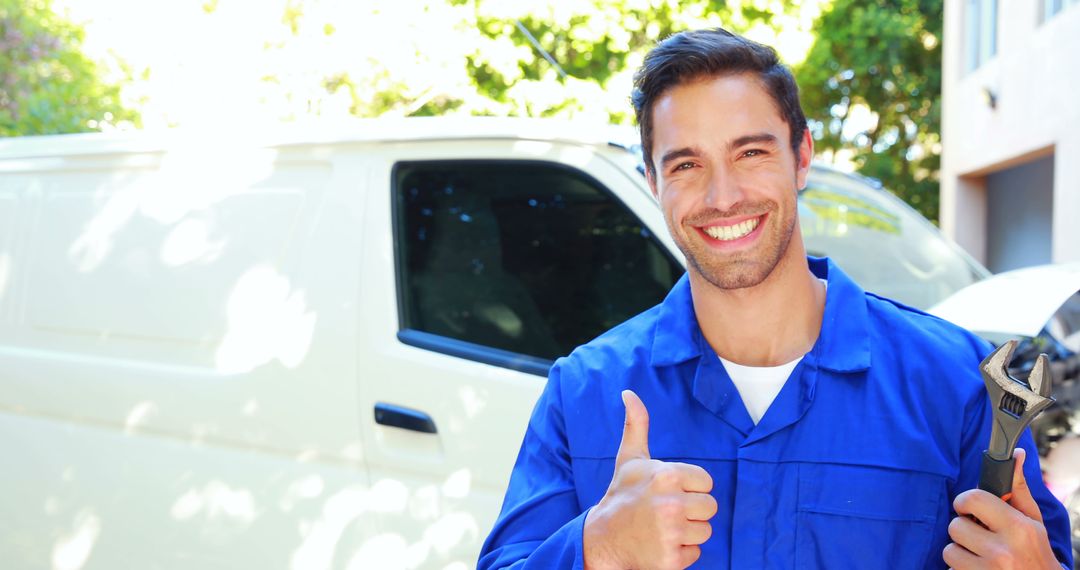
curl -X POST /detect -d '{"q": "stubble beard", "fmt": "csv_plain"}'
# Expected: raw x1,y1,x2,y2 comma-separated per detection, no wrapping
677,200,797,290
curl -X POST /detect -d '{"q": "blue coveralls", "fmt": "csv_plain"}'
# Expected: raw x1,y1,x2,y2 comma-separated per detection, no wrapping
479,257,1073,569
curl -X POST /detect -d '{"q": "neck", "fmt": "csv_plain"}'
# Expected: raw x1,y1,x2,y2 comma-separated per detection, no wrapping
689,247,826,367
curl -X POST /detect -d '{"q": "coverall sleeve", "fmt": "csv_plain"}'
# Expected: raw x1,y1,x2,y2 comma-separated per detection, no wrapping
951,345,1074,569
478,358,590,570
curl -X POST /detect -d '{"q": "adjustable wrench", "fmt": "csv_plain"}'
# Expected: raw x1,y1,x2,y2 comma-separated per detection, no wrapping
979,339,1055,500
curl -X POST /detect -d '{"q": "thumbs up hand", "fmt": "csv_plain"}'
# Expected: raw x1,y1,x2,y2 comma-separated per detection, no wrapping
583,390,718,570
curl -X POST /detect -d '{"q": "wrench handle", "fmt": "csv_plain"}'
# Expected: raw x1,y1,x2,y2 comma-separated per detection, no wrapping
979,451,1016,501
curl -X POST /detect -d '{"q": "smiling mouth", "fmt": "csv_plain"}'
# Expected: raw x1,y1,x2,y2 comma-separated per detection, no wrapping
702,216,761,241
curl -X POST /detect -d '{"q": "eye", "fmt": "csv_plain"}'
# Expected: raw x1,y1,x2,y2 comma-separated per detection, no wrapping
673,162,694,172
741,149,766,158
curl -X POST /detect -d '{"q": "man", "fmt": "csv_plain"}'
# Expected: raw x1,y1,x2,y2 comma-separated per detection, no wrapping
479,28,1072,569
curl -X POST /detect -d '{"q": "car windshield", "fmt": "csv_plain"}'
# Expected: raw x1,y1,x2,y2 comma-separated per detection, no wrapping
799,167,989,309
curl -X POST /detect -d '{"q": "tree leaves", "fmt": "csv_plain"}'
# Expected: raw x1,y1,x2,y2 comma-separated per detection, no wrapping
797,0,942,222
0,0,139,136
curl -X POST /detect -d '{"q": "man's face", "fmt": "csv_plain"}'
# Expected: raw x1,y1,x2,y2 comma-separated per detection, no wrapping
647,73,811,290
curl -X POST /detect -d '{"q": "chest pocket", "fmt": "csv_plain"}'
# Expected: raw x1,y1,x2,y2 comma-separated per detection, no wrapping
795,463,945,569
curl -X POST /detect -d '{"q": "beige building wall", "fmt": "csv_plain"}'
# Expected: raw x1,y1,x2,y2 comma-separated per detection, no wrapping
941,1,1080,270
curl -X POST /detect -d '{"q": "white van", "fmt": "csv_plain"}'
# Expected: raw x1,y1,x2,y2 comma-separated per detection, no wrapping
0,118,989,569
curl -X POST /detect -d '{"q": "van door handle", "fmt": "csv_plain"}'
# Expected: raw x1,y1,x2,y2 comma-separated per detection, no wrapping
374,403,438,434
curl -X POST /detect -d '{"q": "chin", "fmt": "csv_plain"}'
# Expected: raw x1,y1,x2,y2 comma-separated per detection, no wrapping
693,259,773,291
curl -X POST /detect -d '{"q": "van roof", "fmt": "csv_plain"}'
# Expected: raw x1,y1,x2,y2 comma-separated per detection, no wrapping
0,117,640,159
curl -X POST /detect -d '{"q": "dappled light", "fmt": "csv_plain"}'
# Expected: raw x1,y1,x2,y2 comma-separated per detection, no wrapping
458,385,487,420
51,510,101,570
0,253,10,304
123,401,158,434
279,475,325,512
290,484,398,570
160,219,227,267
169,481,257,526
66,147,275,276
67,182,139,273
215,265,316,374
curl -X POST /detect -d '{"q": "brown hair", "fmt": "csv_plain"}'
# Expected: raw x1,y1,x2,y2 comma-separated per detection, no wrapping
631,28,808,175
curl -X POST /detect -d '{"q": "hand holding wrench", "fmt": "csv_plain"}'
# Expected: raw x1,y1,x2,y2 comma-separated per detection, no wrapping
979,339,1055,500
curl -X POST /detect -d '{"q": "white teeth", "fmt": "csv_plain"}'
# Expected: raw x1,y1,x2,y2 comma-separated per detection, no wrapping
704,217,759,241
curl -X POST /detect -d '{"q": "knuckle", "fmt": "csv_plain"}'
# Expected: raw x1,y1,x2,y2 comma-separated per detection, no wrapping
681,545,701,569
652,465,682,489
1019,518,1048,544
985,545,1012,567
656,496,684,519
705,494,719,516
659,525,681,548
700,521,713,543
953,489,976,513
659,550,681,570
941,543,959,565
947,516,965,539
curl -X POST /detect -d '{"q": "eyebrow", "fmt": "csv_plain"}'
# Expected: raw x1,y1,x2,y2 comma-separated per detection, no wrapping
658,133,780,170
658,147,701,169
729,133,778,150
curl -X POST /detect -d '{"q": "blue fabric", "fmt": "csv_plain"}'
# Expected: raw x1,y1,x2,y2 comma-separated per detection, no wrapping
478,257,1073,569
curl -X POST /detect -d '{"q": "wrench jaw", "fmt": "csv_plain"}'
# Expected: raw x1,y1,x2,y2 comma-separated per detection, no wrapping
1029,353,1052,398
978,340,1056,498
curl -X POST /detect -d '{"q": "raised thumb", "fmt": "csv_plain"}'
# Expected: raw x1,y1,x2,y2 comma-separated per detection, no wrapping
1007,447,1045,523
615,389,650,466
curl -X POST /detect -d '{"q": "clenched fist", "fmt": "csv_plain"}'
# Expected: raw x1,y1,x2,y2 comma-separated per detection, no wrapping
583,390,718,570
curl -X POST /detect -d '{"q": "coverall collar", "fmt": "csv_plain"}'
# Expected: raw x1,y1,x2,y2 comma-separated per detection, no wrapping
650,256,872,374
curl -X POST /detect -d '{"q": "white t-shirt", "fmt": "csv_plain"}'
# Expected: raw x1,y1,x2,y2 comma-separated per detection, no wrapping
719,355,803,424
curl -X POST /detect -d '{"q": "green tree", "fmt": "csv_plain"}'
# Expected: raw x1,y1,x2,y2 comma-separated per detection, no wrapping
247,0,815,128
0,0,138,136
465,0,809,123
797,0,942,222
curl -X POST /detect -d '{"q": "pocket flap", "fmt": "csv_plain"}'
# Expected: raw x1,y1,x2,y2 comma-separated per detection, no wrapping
798,463,943,522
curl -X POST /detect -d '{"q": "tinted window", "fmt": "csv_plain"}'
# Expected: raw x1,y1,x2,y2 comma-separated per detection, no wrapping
395,161,681,363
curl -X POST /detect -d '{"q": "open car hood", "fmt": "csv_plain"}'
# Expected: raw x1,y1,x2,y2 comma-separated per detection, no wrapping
928,262,1080,339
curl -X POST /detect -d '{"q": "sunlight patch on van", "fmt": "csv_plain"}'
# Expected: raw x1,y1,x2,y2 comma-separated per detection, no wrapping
216,265,316,374
458,385,486,419
145,148,274,226
160,219,227,267
279,475,325,512
124,401,159,434
68,181,140,273
169,481,257,524
441,469,470,499
0,253,9,303
423,512,478,555
51,510,101,570
341,534,413,570
290,485,390,570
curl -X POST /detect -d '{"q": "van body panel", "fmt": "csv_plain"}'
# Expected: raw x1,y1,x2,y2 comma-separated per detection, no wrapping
0,137,381,568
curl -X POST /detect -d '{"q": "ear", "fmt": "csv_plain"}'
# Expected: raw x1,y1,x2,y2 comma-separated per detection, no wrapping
646,166,660,200
795,128,813,190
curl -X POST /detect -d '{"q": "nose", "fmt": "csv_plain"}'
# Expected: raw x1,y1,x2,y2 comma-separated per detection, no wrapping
703,166,746,213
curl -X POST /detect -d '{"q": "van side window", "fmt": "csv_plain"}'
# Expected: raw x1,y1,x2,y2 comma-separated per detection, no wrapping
394,161,682,375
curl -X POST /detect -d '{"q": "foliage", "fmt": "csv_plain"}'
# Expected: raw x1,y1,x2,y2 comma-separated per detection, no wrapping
0,0,139,136
254,0,813,125
797,0,943,222
464,0,818,124
466,0,735,123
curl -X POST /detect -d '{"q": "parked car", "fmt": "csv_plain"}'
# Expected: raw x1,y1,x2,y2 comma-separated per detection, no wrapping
0,117,1062,569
